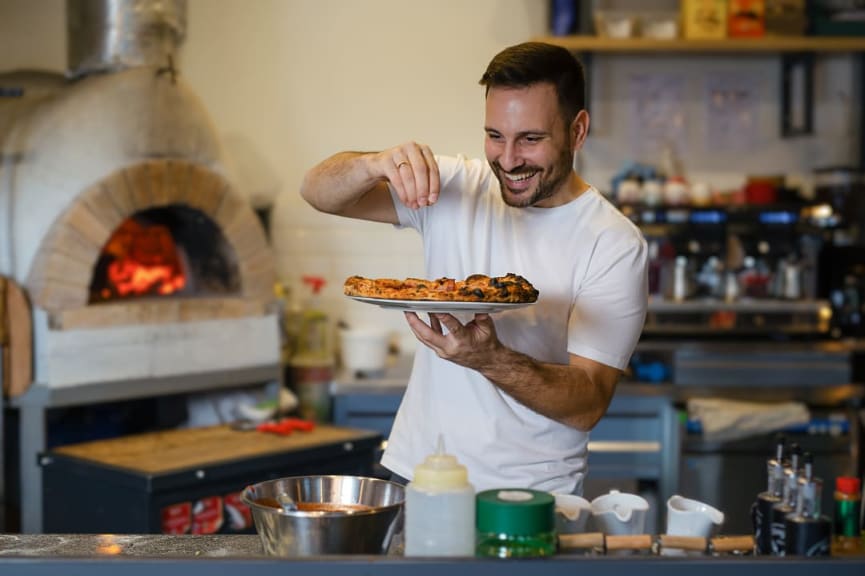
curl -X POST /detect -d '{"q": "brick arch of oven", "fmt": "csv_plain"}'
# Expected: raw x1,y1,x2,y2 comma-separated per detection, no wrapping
26,159,275,329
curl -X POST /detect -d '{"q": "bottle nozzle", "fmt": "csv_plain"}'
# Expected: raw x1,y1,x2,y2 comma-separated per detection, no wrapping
302,275,326,294
412,433,470,490
802,451,813,482
774,435,786,462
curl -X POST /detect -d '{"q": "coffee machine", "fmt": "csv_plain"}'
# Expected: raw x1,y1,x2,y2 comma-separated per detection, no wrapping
814,166,865,338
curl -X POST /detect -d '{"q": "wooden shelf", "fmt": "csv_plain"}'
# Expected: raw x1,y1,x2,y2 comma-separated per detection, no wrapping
534,35,865,53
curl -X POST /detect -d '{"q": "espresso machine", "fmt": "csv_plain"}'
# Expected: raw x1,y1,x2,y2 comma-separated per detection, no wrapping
814,166,865,339
640,203,833,340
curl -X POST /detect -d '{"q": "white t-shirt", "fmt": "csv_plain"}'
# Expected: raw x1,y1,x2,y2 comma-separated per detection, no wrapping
381,155,648,495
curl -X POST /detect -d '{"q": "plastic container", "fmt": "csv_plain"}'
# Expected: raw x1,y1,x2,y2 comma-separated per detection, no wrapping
339,327,390,372
404,436,475,557
274,281,302,363
831,476,862,556
288,276,335,422
295,276,332,362
475,489,556,558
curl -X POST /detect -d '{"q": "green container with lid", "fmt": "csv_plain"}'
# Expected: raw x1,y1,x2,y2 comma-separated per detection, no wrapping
475,489,556,558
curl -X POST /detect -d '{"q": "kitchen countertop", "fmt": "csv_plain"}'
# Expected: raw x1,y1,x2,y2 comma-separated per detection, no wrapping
1,534,864,576
331,353,414,394
0,533,263,557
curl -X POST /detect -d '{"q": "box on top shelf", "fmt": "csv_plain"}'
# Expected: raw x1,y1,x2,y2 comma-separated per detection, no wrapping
810,0,865,36
729,0,766,37
682,0,728,39
765,0,807,36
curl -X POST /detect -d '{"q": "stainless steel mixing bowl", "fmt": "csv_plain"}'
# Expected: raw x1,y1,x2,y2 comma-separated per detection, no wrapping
241,475,405,556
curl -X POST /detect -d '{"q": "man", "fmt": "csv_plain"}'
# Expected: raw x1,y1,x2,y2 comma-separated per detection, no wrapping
300,42,647,495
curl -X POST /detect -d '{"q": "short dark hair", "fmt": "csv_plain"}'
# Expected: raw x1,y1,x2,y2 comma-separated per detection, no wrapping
478,41,586,125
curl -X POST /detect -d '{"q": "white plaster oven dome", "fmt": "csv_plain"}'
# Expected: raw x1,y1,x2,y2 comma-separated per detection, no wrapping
1,66,274,314
4,65,263,294
0,66,278,388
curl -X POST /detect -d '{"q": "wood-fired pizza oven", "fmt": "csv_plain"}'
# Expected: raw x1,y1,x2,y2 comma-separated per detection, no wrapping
0,0,280,391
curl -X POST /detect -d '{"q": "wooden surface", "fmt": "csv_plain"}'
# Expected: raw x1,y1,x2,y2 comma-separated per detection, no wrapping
51,424,379,475
711,535,755,553
1,276,33,398
534,36,865,53
558,533,754,554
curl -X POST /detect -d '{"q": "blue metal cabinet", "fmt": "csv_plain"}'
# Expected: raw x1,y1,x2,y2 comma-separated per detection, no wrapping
332,390,404,438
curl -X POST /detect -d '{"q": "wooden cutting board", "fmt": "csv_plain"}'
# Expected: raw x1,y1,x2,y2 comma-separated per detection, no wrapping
1,275,33,398
50,423,381,475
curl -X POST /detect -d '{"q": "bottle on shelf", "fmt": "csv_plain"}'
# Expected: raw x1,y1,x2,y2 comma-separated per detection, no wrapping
287,275,335,422
831,476,862,556
404,435,476,557
295,275,332,363
647,240,661,296
753,436,786,555
770,443,801,555
671,255,691,302
274,281,303,364
783,453,831,556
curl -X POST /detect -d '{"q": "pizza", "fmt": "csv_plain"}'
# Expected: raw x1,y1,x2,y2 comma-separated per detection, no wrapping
344,273,539,303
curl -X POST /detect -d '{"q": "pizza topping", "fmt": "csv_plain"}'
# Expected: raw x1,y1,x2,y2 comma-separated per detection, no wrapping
344,273,538,303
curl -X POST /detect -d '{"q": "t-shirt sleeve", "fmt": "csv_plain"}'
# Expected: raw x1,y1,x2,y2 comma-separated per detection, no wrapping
567,226,648,370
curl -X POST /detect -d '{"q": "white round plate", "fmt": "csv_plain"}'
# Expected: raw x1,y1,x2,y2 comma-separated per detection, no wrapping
347,296,534,314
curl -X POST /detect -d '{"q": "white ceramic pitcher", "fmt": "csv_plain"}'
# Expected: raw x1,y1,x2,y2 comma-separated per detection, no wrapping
665,495,724,538
553,493,592,534
590,490,649,535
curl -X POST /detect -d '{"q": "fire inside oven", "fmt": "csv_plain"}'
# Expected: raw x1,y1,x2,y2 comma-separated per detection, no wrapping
89,205,241,303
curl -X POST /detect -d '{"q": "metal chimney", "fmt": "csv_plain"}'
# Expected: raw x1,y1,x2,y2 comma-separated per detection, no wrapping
66,0,187,77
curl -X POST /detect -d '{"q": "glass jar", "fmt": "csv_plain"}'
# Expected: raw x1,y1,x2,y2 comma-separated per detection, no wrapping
475,489,556,558
831,476,862,556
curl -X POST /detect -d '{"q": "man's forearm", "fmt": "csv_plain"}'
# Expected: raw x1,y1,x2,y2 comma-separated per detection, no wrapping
477,346,615,431
300,151,381,214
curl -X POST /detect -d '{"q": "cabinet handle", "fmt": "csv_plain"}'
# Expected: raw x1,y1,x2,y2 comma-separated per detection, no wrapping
587,441,661,453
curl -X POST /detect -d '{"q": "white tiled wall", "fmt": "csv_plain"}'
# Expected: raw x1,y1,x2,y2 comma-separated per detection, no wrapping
271,190,424,344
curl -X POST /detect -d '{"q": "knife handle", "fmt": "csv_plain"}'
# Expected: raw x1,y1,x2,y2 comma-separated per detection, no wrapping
558,532,605,550
711,535,755,554
658,534,707,552
606,534,653,550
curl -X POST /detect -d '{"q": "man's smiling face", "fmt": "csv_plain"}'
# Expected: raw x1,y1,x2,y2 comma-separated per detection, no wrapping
484,83,575,208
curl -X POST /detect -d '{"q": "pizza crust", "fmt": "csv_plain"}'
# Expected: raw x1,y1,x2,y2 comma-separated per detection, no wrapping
344,273,538,303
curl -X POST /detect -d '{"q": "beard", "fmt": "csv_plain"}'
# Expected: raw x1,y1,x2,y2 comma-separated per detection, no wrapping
491,147,574,208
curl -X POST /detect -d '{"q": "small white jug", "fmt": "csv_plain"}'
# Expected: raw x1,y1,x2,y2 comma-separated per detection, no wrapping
666,495,724,538
553,493,592,534
590,490,649,535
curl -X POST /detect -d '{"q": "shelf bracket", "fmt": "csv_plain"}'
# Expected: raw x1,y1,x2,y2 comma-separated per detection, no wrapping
859,52,865,171
579,51,594,118
780,52,815,138
569,0,595,119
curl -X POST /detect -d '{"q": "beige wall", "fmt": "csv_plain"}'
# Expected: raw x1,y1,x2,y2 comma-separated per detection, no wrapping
1,0,859,346
179,0,549,340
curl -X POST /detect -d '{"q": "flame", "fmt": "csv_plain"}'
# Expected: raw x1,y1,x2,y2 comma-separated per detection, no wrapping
108,259,186,296
101,219,186,298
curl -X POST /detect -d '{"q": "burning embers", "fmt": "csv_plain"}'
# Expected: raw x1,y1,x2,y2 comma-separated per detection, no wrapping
99,218,187,300
89,205,241,304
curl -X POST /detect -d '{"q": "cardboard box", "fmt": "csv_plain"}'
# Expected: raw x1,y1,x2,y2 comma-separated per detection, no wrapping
682,0,728,39
810,0,865,36
765,0,807,36
729,0,766,37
